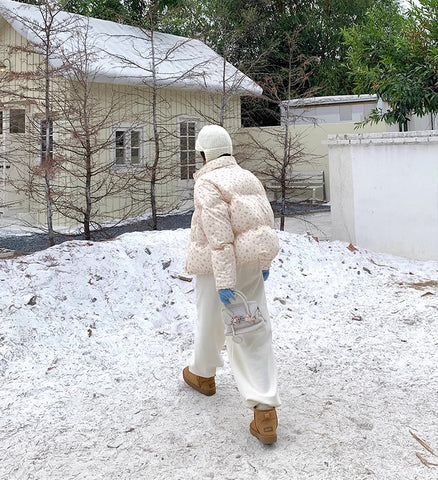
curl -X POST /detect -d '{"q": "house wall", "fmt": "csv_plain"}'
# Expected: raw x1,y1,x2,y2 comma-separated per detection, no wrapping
234,121,387,202
328,131,438,261
0,19,36,217
1,18,242,228
87,83,241,225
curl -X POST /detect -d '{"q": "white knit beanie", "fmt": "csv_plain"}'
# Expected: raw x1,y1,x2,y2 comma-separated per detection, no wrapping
195,125,233,163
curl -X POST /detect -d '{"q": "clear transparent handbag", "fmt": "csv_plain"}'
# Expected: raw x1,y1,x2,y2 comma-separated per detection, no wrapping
221,290,266,343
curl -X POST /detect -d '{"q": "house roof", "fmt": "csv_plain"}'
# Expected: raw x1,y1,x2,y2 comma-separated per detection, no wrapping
282,95,378,108
0,0,262,96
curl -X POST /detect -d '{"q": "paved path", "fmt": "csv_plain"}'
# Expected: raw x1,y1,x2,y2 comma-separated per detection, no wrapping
276,211,332,241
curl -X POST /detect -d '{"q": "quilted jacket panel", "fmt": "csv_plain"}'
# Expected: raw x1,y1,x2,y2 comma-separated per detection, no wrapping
185,156,279,289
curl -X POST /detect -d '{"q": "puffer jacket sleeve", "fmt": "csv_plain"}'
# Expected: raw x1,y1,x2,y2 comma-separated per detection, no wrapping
195,178,236,290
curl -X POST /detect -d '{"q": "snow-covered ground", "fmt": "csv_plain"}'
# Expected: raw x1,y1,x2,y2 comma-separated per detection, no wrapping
0,228,437,479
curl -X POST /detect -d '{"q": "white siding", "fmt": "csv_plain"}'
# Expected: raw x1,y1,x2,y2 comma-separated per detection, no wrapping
1,18,244,227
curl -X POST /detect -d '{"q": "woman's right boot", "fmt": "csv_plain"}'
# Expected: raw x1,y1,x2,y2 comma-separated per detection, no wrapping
250,407,278,444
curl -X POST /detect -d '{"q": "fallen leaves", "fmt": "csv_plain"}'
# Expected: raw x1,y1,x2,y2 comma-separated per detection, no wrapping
351,307,363,322
421,291,435,297
347,243,358,252
26,295,37,306
306,233,319,243
369,258,393,268
410,430,438,467
274,297,288,305
46,358,59,373
401,280,438,297
170,274,192,282
162,260,171,270
409,280,438,290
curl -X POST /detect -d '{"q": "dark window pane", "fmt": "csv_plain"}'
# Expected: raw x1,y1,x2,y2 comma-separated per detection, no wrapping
189,133,196,150
115,131,125,148
180,122,187,136
131,147,140,164
115,131,125,164
10,109,25,133
116,148,124,165
131,131,139,148
0,111,3,134
188,122,195,136
131,131,140,164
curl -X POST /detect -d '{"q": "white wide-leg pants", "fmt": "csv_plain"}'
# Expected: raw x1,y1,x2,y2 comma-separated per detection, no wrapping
189,262,281,409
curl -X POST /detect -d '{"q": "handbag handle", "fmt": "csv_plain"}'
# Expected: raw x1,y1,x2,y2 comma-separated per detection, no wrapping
222,289,251,316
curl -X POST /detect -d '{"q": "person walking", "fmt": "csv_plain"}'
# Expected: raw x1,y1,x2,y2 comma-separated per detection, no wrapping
183,124,281,444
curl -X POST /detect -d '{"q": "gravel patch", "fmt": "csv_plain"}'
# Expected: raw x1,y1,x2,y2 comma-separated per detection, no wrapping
0,204,330,255
0,212,193,254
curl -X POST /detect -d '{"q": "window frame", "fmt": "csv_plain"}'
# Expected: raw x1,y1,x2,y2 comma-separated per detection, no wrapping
111,124,145,170
40,119,54,163
179,118,199,181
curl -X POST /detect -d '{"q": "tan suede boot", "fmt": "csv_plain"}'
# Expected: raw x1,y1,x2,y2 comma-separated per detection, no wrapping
250,407,278,444
183,366,216,396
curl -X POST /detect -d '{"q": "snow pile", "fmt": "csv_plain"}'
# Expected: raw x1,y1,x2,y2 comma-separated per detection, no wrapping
0,229,437,479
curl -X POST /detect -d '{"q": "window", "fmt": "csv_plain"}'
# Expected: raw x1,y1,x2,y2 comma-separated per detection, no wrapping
0,111,3,134
40,120,53,163
114,127,143,167
10,109,25,133
180,120,197,180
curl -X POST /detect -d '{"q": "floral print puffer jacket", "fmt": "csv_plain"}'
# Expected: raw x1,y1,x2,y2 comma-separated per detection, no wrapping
185,156,279,290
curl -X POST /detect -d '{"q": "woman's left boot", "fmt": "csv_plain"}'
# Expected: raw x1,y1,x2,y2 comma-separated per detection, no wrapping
183,366,216,396
250,407,278,444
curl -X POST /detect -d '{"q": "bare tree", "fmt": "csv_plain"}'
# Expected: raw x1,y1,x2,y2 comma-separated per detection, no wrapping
236,33,320,231
50,21,145,239
0,0,79,245
105,12,214,229
1,2,152,240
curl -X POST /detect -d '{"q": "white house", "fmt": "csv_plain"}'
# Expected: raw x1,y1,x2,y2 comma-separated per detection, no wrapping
0,0,261,228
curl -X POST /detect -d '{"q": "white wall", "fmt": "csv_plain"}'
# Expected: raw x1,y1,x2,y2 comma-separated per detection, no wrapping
328,131,438,261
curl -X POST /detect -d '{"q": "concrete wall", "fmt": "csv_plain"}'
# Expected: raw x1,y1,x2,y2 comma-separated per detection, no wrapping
328,131,438,261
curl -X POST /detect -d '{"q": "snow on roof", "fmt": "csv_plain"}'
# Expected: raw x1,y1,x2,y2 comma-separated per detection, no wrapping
0,0,262,95
282,94,378,107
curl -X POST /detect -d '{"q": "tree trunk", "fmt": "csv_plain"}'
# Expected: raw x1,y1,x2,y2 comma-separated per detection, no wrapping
84,150,92,240
44,171,55,246
44,19,55,246
150,26,159,230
